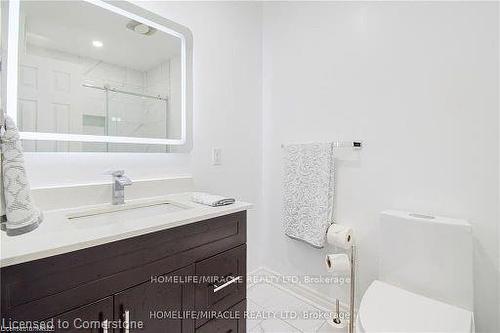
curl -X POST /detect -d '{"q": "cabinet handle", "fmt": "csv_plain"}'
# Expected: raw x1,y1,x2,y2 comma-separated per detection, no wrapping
102,319,108,333
124,309,130,333
213,276,241,293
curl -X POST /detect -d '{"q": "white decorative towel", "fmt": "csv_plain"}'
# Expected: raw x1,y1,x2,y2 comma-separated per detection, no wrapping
0,115,42,236
282,143,335,248
0,111,5,221
0,153,5,221
192,192,235,207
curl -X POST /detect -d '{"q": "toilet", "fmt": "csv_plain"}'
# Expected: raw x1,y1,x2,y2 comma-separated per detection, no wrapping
357,210,475,332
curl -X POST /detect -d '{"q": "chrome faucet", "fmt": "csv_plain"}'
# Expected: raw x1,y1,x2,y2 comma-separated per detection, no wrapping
111,170,132,205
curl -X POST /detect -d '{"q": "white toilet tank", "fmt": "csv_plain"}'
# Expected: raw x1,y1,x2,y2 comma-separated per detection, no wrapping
379,210,473,311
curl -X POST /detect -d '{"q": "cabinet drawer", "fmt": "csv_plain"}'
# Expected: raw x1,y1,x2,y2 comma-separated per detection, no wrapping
196,300,246,333
195,245,246,328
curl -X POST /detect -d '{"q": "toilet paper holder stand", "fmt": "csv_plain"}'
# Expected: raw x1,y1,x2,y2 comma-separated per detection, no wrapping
348,244,356,333
330,244,356,333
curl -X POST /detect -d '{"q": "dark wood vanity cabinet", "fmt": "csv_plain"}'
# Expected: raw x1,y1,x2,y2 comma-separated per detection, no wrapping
0,211,247,333
47,297,114,333
113,265,196,333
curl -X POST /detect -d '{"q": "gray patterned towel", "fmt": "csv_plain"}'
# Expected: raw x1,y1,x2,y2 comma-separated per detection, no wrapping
282,143,335,248
0,111,5,220
0,115,42,236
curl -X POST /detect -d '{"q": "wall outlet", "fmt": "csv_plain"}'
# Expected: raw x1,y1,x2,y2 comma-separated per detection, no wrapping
212,148,222,166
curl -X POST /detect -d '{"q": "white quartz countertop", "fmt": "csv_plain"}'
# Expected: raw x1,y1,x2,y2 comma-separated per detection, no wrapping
0,193,252,268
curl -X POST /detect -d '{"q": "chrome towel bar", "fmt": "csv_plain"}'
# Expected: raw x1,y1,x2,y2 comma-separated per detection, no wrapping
281,141,363,149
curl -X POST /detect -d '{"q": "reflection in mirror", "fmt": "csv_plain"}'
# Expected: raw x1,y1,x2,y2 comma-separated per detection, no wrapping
17,1,183,152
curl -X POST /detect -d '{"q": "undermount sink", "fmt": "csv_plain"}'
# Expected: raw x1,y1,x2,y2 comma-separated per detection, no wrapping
67,200,189,223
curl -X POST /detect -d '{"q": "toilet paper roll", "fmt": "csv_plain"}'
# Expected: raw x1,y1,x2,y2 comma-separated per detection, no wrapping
326,224,354,249
325,253,351,273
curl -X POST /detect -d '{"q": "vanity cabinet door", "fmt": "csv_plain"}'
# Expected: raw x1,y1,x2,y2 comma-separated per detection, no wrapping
46,297,113,332
113,265,195,333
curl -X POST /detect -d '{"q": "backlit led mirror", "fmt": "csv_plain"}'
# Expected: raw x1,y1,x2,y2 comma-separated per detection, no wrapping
5,0,192,152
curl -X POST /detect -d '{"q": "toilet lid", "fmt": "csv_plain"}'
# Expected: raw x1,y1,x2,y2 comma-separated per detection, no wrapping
358,280,474,333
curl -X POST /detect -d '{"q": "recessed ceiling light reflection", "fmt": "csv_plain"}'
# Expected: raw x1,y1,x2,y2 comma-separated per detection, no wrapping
92,40,103,48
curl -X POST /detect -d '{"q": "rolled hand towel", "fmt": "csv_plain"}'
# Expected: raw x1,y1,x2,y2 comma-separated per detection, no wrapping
192,192,235,207
0,115,43,236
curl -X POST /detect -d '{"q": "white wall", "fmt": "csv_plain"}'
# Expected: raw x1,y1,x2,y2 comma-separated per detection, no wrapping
498,3,500,324
23,2,264,269
135,1,264,270
262,2,499,332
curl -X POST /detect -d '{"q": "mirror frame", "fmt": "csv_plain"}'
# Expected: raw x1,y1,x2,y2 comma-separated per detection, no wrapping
4,0,193,147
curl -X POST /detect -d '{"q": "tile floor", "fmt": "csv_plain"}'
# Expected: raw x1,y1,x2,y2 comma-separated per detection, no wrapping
247,283,346,333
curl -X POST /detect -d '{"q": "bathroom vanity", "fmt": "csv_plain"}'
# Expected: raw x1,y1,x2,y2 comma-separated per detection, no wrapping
0,0,248,329
0,194,250,333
